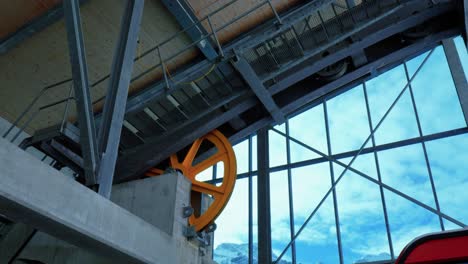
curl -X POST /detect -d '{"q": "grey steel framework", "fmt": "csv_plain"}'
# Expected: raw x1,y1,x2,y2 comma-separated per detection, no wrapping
209,39,468,263
4,0,462,186
0,0,466,262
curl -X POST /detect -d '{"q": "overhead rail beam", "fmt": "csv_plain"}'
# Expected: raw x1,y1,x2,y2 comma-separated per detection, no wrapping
115,28,459,182
97,0,145,198
233,57,285,124
226,29,459,148
63,0,99,185
123,0,450,117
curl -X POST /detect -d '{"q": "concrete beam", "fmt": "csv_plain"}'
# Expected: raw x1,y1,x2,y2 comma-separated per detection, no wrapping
0,137,178,264
0,223,35,263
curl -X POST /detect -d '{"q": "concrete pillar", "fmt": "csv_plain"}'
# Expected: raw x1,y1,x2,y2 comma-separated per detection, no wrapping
0,137,215,263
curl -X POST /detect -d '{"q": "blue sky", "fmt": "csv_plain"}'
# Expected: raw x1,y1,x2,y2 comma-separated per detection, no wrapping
209,36,468,264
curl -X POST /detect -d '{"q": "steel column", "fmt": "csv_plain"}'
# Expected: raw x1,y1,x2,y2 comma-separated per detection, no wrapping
248,135,254,264
63,0,99,185
442,38,468,125
233,57,285,124
285,121,297,264
97,0,145,197
323,100,344,264
257,127,272,263
274,48,436,263
227,127,468,182
404,62,445,231
270,127,466,264
363,83,395,259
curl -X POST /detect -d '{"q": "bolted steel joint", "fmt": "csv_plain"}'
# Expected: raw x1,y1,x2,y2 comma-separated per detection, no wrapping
205,222,217,233
182,206,194,218
183,226,197,239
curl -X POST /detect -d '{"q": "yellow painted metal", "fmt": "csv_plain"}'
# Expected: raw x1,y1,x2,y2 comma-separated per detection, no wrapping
145,129,236,232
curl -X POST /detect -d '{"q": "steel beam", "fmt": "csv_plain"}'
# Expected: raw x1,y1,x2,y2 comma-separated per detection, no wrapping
115,97,256,182
261,2,412,83
323,101,343,264
257,127,272,264
363,83,394,259
224,29,458,149
115,28,458,182
160,0,246,130
216,127,468,184
97,0,144,198
272,127,466,263
442,38,468,125
404,62,445,230
464,0,468,47
161,0,218,60
248,135,254,264
121,2,450,118
0,1,88,54
224,0,335,53
285,121,297,264
233,57,285,124
269,3,452,94
275,49,437,263
63,0,99,185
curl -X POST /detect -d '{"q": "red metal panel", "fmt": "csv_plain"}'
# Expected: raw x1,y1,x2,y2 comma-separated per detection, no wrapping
396,229,468,264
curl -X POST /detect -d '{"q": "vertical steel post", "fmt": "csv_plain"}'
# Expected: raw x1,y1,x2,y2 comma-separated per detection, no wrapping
442,38,468,125
63,0,99,185
404,63,445,231
248,135,254,264
285,120,297,264
323,100,344,264
97,0,145,198
257,127,272,264
274,49,436,263
266,0,282,25
158,47,170,91
207,15,224,58
363,82,395,259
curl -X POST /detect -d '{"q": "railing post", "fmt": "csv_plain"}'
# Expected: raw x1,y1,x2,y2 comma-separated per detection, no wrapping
207,15,225,58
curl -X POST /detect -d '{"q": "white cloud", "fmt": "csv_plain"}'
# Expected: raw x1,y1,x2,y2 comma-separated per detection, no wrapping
213,45,468,262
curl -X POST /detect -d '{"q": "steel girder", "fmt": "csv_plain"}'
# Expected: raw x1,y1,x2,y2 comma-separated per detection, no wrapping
114,18,459,182
63,0,99,185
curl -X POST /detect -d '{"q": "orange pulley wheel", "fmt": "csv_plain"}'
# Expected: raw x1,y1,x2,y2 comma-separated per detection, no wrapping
145,129,236,232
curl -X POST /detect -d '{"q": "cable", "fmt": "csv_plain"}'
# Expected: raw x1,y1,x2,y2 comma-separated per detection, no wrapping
166,62,218,86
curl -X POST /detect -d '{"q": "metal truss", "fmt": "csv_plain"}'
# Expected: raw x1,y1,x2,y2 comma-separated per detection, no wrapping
63,0,99,185
64,0,144,196
213,39,468,263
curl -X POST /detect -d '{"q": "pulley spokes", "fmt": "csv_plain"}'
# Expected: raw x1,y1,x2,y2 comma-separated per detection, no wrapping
145,130,236,232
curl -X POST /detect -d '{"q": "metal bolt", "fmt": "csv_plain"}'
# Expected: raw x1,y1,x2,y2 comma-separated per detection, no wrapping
182,206,194,218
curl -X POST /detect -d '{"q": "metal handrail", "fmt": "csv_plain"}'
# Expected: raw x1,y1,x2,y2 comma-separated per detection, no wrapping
2,78,72,138
5,0,344,141
8,96,76,143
